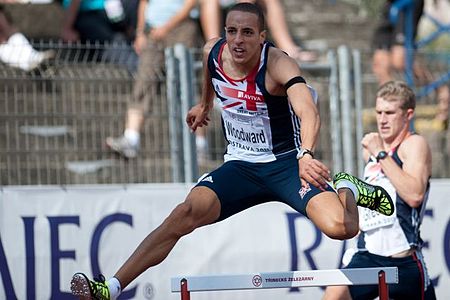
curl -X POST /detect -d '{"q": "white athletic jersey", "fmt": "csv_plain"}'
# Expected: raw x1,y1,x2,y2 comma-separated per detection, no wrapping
357,145,429,256
208,39,307,162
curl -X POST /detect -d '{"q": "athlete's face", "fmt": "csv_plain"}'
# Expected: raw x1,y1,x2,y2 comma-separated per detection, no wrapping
225,11,266,65
375,97,413,143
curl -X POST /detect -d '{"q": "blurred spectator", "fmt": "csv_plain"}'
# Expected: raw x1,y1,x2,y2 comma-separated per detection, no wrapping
199,0,317,62
0,3,54,71
60,0,139,71
416,0,449,130
61,0,138,43
372,0,424,85
372,0,448,130
106,0,201,158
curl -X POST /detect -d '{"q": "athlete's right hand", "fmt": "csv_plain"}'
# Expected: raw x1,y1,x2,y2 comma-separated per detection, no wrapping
186,104,211,132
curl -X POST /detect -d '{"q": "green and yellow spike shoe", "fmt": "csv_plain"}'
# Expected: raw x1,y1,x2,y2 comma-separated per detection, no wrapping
333,172,394,216
71,273,111,300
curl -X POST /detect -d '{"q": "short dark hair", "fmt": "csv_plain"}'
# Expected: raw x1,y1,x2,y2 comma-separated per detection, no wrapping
376,81,416,110
226,2,265,31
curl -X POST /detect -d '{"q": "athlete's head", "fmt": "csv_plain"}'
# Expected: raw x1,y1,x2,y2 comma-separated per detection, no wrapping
376,80,416,111
226,2,265,32
375,81,415,142
224,3,266,65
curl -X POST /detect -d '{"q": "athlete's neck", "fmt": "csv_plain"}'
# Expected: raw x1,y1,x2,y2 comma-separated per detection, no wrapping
384,128,411,151
222,44,261,80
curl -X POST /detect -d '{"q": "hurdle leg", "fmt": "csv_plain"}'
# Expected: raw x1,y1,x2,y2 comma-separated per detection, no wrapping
180,278,190,300
378,270,389,300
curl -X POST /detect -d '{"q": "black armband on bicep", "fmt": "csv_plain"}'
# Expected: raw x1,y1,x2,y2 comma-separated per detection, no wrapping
284,76,306,90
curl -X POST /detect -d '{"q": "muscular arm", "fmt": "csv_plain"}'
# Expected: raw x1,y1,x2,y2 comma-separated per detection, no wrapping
381,135,431,207
199,39,218,112
186,38,220,131
268,49,319,151
362,134,431,208
267,48,330,188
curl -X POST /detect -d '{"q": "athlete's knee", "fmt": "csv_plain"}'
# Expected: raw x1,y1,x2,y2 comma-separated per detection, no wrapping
308,197,358,240
323,218,358,240
168,190,220,237
168,201,198,236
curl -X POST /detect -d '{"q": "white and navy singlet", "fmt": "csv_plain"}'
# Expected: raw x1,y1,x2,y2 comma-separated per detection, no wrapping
208,38,302,163
347,144,436,299
358,145,430,256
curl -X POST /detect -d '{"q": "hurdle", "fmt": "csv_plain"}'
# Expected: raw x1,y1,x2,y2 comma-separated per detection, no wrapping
171,267,398,300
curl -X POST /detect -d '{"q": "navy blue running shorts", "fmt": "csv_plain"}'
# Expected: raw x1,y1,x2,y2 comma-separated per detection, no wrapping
195,151,335,222
346,251,436,300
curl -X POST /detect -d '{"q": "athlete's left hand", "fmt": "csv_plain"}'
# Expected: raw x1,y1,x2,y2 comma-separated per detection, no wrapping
298,156,331,191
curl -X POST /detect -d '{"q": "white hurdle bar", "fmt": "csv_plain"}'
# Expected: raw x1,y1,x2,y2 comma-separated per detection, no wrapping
171,267,398,300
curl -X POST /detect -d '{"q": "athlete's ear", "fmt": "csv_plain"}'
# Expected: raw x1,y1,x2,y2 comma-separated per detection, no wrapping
259,30,266,43
406,108,414,121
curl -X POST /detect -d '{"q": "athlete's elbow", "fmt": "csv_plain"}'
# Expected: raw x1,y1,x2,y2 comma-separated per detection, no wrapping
407,197,423,208
404,193,424,208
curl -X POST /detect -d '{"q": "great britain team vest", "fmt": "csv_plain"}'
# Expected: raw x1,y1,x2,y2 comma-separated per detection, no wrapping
208,38,305,162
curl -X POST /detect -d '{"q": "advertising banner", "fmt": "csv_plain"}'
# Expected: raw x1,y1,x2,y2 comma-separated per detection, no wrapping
1,181,449,299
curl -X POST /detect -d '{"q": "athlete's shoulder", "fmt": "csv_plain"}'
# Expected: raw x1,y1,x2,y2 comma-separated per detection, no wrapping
266,46,302,84
401,133,429,149
398,133,431,159
266,46,300,70
267,45,290,61
203,37,223,55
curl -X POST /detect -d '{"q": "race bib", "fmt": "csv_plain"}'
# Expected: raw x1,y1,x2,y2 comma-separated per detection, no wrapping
223,116,271,153
359,207,396,231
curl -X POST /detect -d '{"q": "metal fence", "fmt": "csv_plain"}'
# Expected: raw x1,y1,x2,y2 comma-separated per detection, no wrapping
0,41,449,186
1,41,172,185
